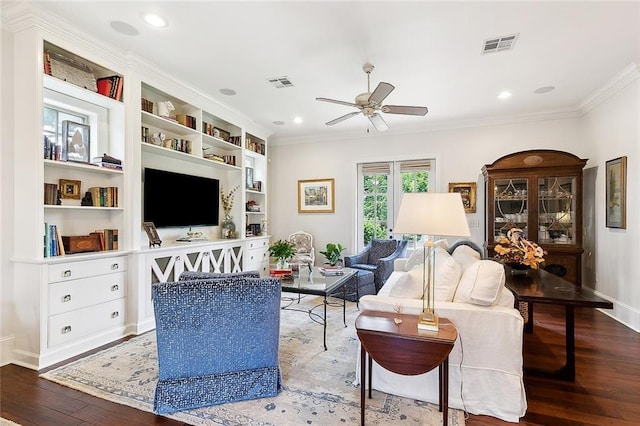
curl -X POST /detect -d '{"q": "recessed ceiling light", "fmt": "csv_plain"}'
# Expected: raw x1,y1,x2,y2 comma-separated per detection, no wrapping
110,21,139,36
497,91,512,100
142,13,167,28
272,121,285,126
293,116,303,124
219,88,237,96
534,86,555,94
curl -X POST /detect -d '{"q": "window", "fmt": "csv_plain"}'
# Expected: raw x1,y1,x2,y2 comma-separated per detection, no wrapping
357,159,434,249
43,106,87,148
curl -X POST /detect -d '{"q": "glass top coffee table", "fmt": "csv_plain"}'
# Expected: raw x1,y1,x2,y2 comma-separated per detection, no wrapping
280,267,357,350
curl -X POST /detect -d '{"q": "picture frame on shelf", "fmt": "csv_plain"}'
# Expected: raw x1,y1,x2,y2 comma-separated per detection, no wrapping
448,182,477,213
298,178,335,213
59,179,81,200
246,167,254,190
605,156,627,229
62,120,90,163
143,222,162,247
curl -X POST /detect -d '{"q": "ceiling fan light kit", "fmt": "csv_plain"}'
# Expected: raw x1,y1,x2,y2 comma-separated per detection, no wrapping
316,63,428,132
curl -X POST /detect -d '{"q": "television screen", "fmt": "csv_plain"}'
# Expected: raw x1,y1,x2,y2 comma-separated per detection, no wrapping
143,168,220,228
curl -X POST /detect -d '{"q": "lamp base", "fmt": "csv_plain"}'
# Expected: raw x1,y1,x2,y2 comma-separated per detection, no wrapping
417,311,439,331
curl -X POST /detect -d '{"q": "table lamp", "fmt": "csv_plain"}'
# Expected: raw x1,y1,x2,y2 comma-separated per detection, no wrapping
393,193,471,331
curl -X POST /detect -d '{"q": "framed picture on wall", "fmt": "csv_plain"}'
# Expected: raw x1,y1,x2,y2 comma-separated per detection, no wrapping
448,182,477,213
605,156,627,229
298,178,335,213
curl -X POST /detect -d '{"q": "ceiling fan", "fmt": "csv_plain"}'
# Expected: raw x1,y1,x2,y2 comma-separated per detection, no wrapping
316,63,428,132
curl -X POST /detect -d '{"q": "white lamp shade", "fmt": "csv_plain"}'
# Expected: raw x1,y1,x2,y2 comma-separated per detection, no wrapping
394,192,471,237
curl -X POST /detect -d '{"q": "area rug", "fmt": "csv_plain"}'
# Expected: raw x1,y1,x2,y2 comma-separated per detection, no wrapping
41,296,465,425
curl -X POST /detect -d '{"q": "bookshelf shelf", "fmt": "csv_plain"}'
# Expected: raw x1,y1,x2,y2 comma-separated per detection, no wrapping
44,205,124,211
44,159,123,175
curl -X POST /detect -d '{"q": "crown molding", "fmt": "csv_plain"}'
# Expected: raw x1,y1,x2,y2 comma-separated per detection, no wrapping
270,108,581,147
579,63,640,113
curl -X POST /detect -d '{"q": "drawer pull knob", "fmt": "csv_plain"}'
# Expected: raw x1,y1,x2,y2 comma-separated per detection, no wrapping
111,284,119,291
61,325,72,334
63,270,71,277
111,311,119,319
62,294,71,302
111,263,119,270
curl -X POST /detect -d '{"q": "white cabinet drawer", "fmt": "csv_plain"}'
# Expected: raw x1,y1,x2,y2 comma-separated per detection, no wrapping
48,256,127,283
246,238,269,251
48,298,126,347
246,247,268,264
49,272,126,316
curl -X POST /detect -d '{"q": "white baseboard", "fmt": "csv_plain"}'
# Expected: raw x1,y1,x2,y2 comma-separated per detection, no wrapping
595,290,640,332
0,335,15,367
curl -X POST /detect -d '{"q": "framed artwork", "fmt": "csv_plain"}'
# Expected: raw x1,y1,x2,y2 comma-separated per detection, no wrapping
246,167,254,190
62,120,90,163
59,179,81,200
298,178,335,213
448,182,477,213
605,156,627,229
143,222,162,247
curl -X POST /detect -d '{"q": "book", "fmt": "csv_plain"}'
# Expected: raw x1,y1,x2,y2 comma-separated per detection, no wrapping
320,267,345,276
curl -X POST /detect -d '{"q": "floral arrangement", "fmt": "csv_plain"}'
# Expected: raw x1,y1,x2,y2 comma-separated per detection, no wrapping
494,228,546,269
220,185,240,218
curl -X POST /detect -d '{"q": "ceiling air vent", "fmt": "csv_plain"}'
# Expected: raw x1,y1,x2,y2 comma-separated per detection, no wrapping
268,76,294,88
482,33,519,54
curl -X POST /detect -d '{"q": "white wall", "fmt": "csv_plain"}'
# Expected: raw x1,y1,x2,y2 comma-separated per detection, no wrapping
1,27,16,365
269,117,583,255
579,75,640,330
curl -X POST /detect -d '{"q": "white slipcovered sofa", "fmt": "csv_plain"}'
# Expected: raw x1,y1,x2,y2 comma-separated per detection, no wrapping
355,242,527,422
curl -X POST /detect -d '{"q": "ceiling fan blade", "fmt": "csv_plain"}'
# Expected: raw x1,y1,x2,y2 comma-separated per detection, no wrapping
381,105,429,116
326,111,361,126
368,82,395,105
316,97,359,108
368,113,389,132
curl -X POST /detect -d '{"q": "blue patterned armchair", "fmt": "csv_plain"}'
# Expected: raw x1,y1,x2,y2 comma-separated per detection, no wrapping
344,239,408,292
152,275,282,414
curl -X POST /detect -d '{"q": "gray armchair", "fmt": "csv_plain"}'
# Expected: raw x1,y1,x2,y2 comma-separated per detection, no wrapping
344,239,408,292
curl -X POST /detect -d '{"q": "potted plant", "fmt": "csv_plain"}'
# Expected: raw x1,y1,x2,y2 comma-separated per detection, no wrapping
320,243,346,267
268,239,295,269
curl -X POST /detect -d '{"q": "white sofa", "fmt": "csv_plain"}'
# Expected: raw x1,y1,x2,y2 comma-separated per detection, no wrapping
355,243,527,423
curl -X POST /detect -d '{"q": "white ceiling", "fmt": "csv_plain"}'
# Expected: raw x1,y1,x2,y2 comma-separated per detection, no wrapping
21,1,640,142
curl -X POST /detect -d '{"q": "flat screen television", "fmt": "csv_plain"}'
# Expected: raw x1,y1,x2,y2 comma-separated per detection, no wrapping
143,168,220,228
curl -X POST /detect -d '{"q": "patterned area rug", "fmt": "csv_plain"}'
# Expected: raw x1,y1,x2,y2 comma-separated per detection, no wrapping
41,295,465,425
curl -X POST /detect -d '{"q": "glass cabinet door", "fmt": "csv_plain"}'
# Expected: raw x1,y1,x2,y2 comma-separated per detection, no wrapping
493,178,529,241
538,177,576,245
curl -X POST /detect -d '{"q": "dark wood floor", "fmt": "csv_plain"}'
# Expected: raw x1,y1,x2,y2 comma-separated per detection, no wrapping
2,304,638,425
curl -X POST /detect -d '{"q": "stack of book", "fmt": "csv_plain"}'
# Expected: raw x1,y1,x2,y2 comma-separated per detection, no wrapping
320,266,345,276
44,183,59,205
44,223,65,257
92,154,122,171
96,75,123,101
87,186,119,207
43,135,62,160
90,229,119,251
269,268,293,279
176,114,197,129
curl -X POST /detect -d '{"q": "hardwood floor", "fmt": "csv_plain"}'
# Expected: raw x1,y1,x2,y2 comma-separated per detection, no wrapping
2,304,638,425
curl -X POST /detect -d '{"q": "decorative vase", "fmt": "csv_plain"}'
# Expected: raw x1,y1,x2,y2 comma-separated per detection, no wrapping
221,214,236,239
276,259,289,270
506,262,531,275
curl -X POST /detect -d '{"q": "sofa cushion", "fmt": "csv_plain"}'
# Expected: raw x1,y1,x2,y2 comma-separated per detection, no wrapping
404,240,449,272
451,245,481,272
454,260,506,306
390,248,461,301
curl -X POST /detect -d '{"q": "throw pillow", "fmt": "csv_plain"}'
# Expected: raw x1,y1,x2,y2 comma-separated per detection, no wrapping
388,265,424,299
367,239,398,264
404,240,450,272
454,260,506,306
392,248,461,301
451,244,481,272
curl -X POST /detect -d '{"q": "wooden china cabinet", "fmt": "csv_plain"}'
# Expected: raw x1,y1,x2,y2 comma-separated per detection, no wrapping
482,150,587,285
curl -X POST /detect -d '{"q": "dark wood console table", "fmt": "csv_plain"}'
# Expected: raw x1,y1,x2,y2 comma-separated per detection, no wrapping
355,311,457,425
505,268,613,381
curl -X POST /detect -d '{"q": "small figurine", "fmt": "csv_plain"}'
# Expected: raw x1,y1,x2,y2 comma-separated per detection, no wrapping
157,101,175,118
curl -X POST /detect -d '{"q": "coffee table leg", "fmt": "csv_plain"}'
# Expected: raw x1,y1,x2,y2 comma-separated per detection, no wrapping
360,346,366,425
368,352,372,399
343,281,347,327
323,295,328,351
